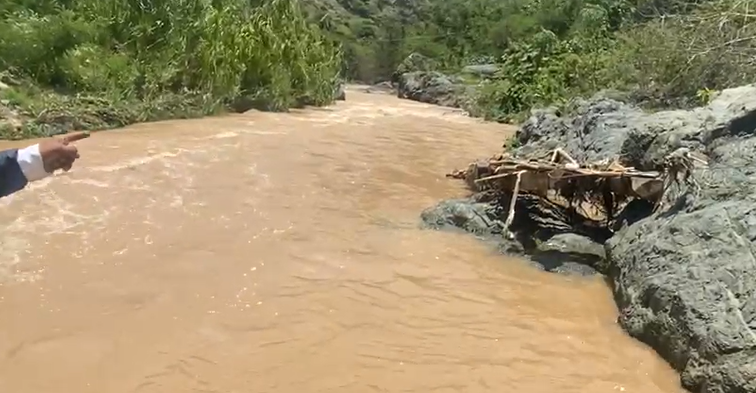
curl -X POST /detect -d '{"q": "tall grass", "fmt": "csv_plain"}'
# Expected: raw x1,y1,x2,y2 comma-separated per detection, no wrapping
0,0,342,120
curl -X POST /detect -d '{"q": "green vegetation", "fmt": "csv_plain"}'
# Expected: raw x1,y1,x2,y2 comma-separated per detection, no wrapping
0,0,342,139
311,0,756,121
2,0,754,139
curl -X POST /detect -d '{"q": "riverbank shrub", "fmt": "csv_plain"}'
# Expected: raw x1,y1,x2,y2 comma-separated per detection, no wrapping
0,0,342,139
311,0,756,121
469,0,756,121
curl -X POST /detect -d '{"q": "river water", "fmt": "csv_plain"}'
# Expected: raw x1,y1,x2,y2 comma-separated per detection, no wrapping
0,88,683,393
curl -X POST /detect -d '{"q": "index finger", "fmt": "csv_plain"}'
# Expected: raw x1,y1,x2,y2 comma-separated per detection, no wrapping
61,131,91,144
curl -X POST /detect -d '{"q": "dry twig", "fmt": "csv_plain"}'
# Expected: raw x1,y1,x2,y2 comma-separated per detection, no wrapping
446,147,706,231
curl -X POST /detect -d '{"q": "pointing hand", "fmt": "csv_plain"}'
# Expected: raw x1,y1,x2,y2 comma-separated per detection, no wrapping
38,131,90,173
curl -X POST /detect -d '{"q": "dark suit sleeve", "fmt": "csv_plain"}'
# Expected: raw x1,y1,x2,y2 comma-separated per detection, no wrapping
0,148,29,198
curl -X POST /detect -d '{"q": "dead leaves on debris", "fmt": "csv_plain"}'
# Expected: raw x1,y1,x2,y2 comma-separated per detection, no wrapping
446,147,708,233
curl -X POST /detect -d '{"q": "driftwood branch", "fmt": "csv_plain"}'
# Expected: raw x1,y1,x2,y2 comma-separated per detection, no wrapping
446,148,708,228
503,170,525,237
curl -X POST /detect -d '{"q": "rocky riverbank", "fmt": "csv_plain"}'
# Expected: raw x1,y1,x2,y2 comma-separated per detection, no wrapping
395,71,479,109
421,85,756,392
375,53,497,112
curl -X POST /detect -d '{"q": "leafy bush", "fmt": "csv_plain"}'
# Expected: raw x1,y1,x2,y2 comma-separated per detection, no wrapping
607,0,756,107
312,0,756,122
0,0,344,139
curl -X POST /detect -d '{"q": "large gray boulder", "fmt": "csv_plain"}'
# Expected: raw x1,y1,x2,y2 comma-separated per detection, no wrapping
422,84,756,392
364,81,394,94
420,192,609,276
392,52,437,84
604,86,756,393
397,71,467,108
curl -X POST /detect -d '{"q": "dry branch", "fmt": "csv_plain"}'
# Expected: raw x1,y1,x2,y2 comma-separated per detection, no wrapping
446,147,707,233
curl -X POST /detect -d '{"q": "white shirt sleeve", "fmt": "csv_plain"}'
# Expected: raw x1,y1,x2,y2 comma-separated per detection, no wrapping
16,144,51,182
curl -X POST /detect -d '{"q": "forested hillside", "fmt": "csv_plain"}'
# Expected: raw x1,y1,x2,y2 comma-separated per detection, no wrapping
0,0,342,139
310,0,756,120
1,0,755,138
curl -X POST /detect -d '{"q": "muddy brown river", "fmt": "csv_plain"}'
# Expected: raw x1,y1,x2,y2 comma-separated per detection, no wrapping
0,88,683,393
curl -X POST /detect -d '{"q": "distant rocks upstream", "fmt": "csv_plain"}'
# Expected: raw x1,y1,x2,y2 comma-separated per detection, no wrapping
363,53,492,109
420,85,756,393
395,71,469,108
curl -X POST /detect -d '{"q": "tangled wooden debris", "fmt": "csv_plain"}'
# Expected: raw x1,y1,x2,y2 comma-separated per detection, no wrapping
446,147,708,233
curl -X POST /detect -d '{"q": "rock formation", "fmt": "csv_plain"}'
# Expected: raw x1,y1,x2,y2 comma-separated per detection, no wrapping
397,71,471,108
422,84,756,393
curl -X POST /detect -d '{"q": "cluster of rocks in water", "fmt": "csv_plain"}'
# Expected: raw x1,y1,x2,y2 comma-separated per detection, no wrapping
392,65,496,109
362,52,498,109
417,85,756,393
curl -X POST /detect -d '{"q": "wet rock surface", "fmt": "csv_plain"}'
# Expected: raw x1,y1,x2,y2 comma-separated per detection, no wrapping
532,233,605,275
392,54,482,109
363,81,395,94
397,71,468,108
422,84,756,392
421,194,609,277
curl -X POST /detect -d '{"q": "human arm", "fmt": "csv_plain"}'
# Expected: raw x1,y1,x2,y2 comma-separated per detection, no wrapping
0,147,30,198
0,131,90,198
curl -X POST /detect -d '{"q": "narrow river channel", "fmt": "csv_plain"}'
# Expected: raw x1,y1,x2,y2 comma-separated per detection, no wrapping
0,88,683,393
